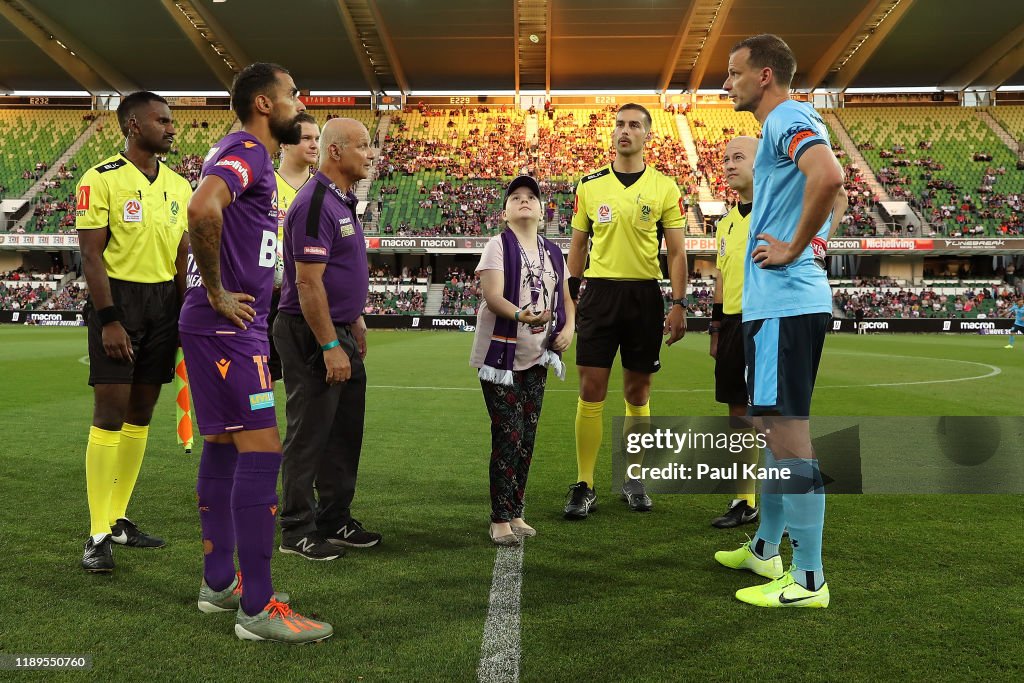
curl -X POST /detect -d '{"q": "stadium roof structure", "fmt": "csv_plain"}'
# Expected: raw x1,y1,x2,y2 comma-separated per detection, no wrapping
0,0,1022,95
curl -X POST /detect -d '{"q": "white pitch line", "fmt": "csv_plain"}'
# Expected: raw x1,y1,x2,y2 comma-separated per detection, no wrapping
477,542,524,683
373,354,1001,394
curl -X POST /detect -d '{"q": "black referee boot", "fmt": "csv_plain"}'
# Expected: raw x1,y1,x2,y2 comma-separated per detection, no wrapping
711,500,759,528
81,536,114,573
110,518,165,548
563,481,597,519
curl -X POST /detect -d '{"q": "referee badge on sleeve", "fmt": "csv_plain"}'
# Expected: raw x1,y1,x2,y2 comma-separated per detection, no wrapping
719,238,727,257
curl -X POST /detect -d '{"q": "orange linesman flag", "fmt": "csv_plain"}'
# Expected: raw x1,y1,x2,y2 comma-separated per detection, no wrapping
174,347,194,453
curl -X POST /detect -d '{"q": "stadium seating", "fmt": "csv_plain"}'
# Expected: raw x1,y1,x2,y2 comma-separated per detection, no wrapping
66,109,235,172
836,106,1024,235
985,106,1024,146
833,283,1017,319
365,264,427,314
0,109,91,198
308,109,379,139
371,106,695,234
439,268,481,315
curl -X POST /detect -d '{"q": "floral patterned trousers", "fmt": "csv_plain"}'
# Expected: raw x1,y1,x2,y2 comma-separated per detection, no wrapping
480,365,547,523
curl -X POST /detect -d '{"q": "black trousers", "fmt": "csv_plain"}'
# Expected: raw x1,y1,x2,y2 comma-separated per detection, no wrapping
273,311,366,540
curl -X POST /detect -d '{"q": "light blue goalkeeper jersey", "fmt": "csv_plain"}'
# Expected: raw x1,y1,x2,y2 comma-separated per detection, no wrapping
743,99,835,322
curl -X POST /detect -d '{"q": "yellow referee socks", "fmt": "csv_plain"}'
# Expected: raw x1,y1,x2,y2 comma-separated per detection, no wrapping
86,426,121,538
109,423,150,525
738,437,757,509
575,398,605,487
624,399,651,470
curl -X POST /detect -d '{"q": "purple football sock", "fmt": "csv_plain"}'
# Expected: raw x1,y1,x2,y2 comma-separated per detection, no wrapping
231,451,281,616
197,441,238,592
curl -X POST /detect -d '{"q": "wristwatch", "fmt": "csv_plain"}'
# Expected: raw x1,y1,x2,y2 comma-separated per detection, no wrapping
670,298,687,308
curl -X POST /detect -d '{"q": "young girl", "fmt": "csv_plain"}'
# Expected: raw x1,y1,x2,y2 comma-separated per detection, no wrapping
470,176,575,546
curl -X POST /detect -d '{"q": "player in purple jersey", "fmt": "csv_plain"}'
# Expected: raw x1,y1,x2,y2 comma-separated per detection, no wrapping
180,62,332,644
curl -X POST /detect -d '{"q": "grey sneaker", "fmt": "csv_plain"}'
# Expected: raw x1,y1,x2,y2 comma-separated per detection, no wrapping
621,478,652,512
234,598,333,644
198,572,290,613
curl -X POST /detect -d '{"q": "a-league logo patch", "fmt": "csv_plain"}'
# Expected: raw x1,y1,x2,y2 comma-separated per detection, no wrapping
597,204,612,223
123,199,142,223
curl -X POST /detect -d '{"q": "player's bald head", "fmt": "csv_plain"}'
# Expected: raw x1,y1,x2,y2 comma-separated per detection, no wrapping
319,117,368,160
725,135,758,158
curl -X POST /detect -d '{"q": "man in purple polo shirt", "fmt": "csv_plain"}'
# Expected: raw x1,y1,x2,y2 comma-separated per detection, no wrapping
273,117,382,559
180,62,332,644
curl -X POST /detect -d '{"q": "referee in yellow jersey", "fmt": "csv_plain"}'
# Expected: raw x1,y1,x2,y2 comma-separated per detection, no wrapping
564,103,688,519
270,112,319,382
709,136,760,528
76,92,192,572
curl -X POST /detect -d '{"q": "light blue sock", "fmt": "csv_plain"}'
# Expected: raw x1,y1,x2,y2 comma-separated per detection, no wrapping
1009,334,1015,347
778,457,826,590
752,447,784,559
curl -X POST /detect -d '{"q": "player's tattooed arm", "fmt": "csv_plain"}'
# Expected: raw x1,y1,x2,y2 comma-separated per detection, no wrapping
187,174,254,328
189,214,224,294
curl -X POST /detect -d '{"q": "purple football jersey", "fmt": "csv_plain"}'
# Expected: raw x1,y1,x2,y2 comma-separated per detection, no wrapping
278,172,369,325
179,131,279,339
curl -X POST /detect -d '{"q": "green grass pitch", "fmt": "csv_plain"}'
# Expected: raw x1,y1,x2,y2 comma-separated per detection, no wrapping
0,327,1020,681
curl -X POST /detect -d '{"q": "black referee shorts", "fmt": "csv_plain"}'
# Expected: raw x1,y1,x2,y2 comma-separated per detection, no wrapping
85,278,178,386
714,314,747,406
576,278,664,374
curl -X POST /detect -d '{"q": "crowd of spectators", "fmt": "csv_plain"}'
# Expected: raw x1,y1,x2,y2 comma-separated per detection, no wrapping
833,284,1018,319
375,106,697,234
363,289,425,315
835,164,880,236
0,281,84,311
379,109,530,179
0,265,83,310
171,154,205,186
859,138,1023,236
439,267,481,315
363,263,428,314
663,282,714,318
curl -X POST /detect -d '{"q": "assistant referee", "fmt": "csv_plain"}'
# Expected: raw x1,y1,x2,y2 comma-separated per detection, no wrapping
564,103,688,520
75,91,192,573
709,136,760,529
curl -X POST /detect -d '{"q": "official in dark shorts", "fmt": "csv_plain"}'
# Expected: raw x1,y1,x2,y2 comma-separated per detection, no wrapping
709,136,759,529
273,117,382,560
575,278,664,373
75,91,193,573
713,314,747,405
564,103,689,519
